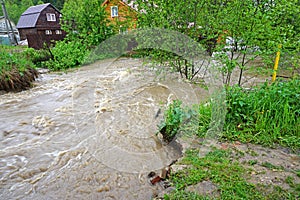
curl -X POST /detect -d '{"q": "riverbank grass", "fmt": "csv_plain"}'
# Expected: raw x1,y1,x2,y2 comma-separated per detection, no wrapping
0,46,38,91
166,148,299,199
161,78,299,199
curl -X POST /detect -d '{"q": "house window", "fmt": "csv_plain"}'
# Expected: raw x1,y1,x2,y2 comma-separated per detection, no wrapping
111,6,118,17
55,30,62,35
45,30,52,35
46,13,56,21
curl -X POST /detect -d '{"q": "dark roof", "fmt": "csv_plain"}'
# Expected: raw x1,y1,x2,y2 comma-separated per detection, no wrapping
16,3,61,29
16,13,40,29
22,3,51,15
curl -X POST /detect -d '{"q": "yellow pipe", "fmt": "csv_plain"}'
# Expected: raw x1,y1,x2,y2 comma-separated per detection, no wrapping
272,44,282,82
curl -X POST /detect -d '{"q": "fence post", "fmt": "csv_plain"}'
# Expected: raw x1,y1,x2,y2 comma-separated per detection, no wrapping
272,44,282,82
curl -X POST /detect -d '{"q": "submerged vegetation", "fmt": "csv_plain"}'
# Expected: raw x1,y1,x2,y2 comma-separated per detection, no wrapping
158,100,184,143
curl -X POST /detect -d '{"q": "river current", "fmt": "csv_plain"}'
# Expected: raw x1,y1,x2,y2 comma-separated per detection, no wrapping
0,58,208,199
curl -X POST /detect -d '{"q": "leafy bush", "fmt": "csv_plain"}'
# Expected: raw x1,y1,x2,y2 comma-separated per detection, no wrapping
225,79,300,149
158,100,184,143
44,40,89,71
24,48,52,68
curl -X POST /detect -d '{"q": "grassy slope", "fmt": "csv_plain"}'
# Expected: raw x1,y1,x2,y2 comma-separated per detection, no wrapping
0,46,38,91
163,79,300,199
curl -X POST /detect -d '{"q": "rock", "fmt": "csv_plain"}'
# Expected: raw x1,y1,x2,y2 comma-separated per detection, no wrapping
171,164,188,173
148,171,156,178
154,186,176,199
37,68,50,74
186,180,219,198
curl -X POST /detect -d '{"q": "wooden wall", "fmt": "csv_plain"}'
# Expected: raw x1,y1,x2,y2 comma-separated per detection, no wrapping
102,0,137,30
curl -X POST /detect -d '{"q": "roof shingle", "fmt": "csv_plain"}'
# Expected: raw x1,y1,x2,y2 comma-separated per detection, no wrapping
22,3,51,15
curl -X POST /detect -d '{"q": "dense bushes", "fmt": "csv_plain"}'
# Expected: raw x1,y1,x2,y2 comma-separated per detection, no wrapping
0,46,38,91
224,79,300,148
43,40,89,71
186,79,300,149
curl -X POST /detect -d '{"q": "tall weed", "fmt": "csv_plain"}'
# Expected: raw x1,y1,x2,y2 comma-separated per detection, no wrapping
225,79,300,149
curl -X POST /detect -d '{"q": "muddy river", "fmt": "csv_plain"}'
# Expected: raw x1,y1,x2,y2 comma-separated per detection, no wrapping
0,58,209,199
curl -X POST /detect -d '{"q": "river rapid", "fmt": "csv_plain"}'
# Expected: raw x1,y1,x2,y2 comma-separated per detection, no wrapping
0,58,208,199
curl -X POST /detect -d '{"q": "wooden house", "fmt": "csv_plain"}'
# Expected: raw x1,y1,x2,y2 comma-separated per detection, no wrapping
16,3,66,49
102,0,138,33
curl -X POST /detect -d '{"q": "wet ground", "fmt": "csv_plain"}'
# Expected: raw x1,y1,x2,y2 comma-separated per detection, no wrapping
169,137,300,198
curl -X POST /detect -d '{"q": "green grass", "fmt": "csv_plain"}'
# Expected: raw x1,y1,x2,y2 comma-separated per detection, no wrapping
192,79,300,150
166,149,299,200
224,79,300,149
261,162,284,171
163,79,299,199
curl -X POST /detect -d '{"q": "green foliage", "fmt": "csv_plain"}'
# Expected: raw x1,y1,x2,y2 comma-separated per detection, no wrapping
2,0,65,24
135,0,300,84
167,149,299,199
197,103,212,137
62,0,114,47
134,28,207,80
43,0,115,70
0,45,34,74
168,149,262,199
43,40,88,71
225,79,300,149
23,48,52,68
42,0,65,10
159,100,184,143
2,0,35,24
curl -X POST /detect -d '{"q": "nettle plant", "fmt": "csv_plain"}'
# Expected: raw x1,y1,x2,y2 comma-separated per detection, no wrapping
158,100,184,143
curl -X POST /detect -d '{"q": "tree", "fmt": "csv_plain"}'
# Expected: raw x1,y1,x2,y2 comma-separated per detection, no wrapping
43,0,116,70
62,0,114,47
41,0,65,10
135,0,300,84
1,0,34,24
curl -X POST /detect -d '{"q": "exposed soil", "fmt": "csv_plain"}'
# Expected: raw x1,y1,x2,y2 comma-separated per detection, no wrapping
0,67,38,92
160,136,300,198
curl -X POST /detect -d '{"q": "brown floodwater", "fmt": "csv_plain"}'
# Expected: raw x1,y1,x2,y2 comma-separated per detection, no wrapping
0,58,209,199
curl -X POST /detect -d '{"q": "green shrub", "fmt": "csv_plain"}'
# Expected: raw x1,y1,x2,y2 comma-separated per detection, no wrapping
158,100,184,143
24,48,52,68
44,40,89,71
197,103,212,137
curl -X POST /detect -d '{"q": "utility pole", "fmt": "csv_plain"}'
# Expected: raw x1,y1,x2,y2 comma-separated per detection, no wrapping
1,0,18,45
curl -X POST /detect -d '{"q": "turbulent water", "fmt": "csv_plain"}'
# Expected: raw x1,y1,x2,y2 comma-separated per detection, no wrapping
0,58,208,199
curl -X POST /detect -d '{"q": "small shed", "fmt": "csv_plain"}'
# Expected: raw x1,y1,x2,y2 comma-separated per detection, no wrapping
16,3,66,49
